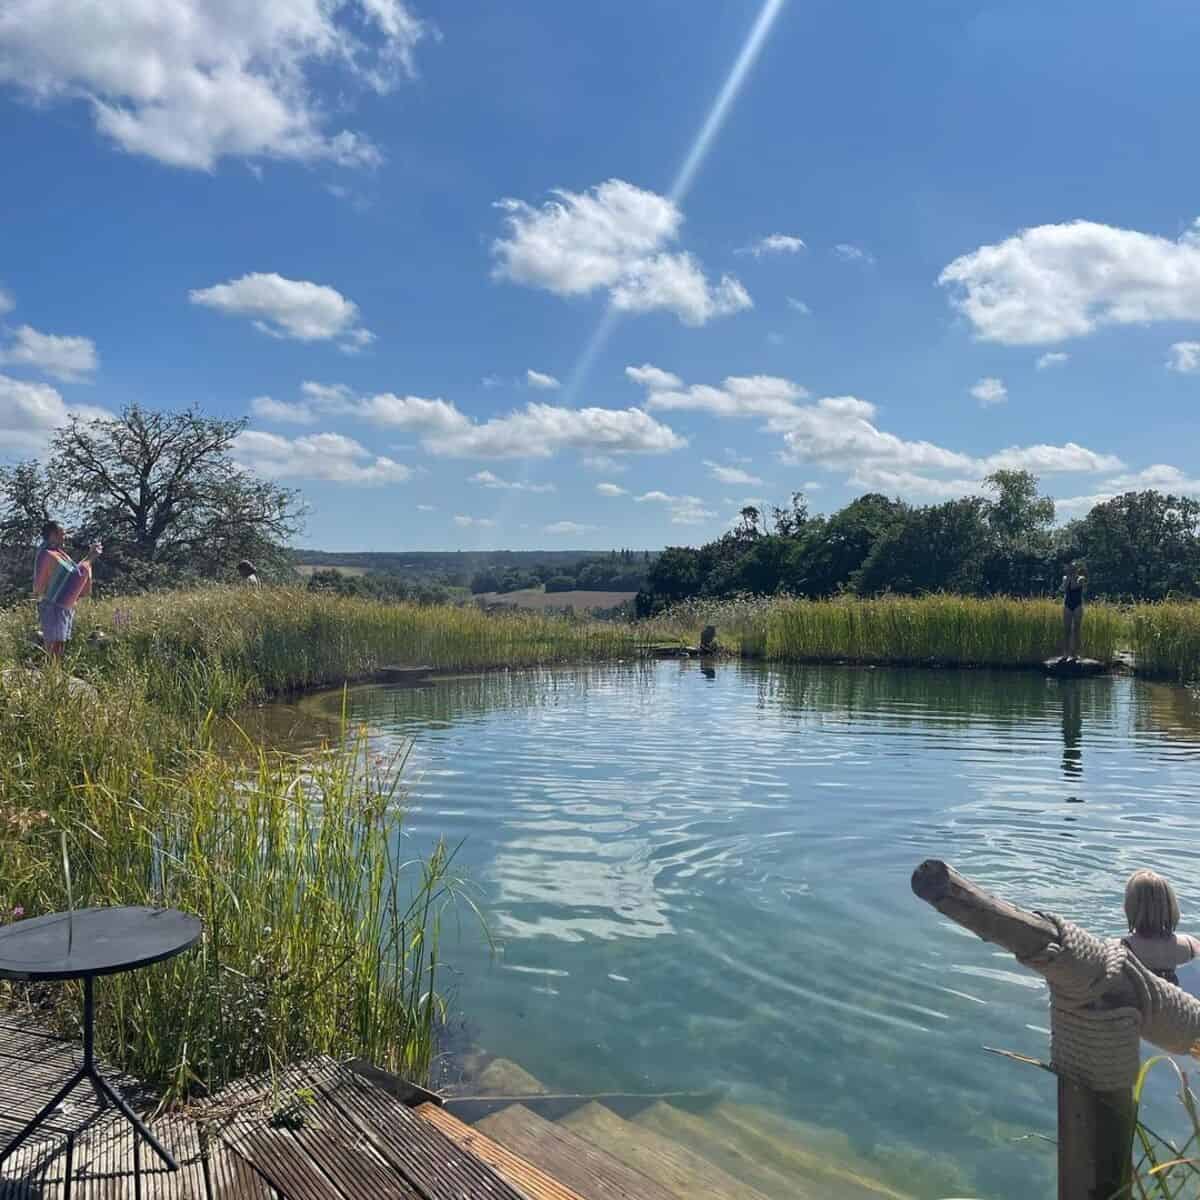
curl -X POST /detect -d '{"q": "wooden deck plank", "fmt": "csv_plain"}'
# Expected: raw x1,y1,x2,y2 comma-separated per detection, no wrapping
231,1130,350,1200
416,1103,589,1200
474,1105,677,1200
307,1061,526,1200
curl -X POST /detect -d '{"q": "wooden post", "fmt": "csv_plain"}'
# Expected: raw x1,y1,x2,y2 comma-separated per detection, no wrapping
911,860,1136,1200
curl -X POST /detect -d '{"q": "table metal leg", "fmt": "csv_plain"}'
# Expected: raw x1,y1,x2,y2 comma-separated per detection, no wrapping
0,976,179,1173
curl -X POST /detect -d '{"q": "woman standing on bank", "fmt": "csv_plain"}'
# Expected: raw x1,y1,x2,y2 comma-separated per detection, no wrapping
1062,561,1087,661
33,521,102,658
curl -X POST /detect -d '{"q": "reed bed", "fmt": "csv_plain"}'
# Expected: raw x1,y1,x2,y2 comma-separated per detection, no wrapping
654,594,1127,667
1129,603,1200,683
0,652,467,1101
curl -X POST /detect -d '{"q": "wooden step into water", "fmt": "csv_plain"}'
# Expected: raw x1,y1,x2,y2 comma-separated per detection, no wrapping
416,1102,587,1200
696,1102,911,1200
559,1101,774,1200
475,1103,676,1200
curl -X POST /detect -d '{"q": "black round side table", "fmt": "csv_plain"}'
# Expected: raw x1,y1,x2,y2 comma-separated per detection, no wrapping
0,905,202,1170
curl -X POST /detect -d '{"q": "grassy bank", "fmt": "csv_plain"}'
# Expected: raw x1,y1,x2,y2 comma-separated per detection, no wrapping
655,594,1126,667
1129,603,1200,683
1,587,648,713
0,637,469,1101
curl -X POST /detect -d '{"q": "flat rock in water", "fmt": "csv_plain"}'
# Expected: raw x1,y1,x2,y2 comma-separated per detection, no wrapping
375,664,432,684
1042,656,1107,677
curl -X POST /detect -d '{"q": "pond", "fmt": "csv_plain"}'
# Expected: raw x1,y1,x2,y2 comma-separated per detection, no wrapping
278,662,1200,1198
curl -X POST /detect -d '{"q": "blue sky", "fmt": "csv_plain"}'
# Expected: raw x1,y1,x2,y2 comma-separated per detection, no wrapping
2,0,1199,551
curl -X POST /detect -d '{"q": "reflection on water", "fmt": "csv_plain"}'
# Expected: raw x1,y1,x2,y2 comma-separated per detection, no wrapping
275,662,1200,1199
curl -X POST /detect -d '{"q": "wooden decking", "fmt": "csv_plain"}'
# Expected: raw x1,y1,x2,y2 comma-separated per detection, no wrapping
0,1012,535,1200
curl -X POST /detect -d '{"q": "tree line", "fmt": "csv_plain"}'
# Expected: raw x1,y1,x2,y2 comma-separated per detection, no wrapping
469,548,650,596
635,471,1200,615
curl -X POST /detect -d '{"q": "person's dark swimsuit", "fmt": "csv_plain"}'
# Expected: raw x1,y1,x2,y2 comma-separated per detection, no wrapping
1065,584,1083,611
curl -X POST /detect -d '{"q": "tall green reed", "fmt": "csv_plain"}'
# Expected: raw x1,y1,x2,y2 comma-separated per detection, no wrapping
1130,604,1200,683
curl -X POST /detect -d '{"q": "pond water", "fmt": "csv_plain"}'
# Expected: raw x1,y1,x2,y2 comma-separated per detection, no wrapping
278,662,1200,1198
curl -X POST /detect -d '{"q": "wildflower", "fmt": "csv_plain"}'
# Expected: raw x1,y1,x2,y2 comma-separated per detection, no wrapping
11,906,24,919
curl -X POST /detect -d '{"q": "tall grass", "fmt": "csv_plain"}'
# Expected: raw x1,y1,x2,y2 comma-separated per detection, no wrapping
1130,604,1200,683
653,594,1125,667
0,586,649,713
0,661,468,1101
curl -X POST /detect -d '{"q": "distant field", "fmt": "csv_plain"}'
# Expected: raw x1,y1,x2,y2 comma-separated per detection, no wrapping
292,564,369,578
475,588,637,611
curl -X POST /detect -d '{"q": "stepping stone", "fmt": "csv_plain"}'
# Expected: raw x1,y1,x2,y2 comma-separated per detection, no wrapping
1042,657,1107,676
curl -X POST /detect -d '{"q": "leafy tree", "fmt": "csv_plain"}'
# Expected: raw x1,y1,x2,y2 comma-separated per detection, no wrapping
981,470,1057,594
544,574,577,593
771,492,810,538
1071,491,1200,599
799,494,906,596
470,569,502,594
0,405,302,594
856,498,991,595
637,546,703,614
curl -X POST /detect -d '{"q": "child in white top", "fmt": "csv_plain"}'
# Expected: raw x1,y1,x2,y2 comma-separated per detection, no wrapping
1123,869,1200,986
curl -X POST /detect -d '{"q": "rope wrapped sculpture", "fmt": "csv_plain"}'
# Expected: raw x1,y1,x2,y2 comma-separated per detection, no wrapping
912,860,1200,1200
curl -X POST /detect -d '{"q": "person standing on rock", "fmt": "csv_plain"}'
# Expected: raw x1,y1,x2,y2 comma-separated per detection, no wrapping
33,521,101,658
1061,561,1087,661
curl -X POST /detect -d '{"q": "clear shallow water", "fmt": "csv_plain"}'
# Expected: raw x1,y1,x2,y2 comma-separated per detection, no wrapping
288,663,1200,1198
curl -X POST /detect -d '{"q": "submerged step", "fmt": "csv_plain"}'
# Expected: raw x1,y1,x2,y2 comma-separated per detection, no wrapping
476,1103,676,1200
560,1100,776,1200
690,1101,914,1200
416,1102,588,1200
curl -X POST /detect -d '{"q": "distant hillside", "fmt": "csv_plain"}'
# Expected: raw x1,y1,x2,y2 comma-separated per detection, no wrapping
290,549,621,576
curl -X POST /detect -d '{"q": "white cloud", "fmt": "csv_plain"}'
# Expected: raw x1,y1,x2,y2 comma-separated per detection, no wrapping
704,459,763,485
250,395,317,424
787,297,811,315
739,234,806,258
982,443,1123,474
1037,351,1070,370
582,454,627,473
544,521,595,535
595,482,627,497
454,514,496,528
0,372,108,452
833,243,874,264
481,375,503,389
638,372,809,421
970,376,1008,407
1167,342,1200,374
232,430,412,485
469,469,555,493
526,369,561,390
190,273,371,348
0,0,426,170
939,217,1200,345
636,490,717,525
492,179,751,326
0,288,13,316
625,364,682,390
0,324,98,382
416,503,436,511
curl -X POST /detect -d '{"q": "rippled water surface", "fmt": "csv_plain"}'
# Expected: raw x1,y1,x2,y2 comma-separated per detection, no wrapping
283,662,1200,1198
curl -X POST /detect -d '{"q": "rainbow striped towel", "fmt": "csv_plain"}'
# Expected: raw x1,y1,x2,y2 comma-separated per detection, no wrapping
33,546,92,608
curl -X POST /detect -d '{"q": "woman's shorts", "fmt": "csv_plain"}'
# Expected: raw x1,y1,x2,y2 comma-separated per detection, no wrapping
38,599,75,643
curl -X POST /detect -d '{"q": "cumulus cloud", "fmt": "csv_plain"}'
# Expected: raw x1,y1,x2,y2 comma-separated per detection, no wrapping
469,469,555,492
1167,342,1200,374
704,459,763,485
626,365,1125,501
0,0,427,170
636,490,717,525
595,482,627,496
190,273,371,348
0,324,98,382
544,521,595,535
264,380,686,461
251,395,317,424
491,179,751,326
833,244,874,264
787,297,811,315
582,454,626,473
0,372,108,452
738,234,806,258
1054,466,1200,516
939,217,1200,345
970,377,1008,407
232,430,412,484
453,514,496,528
416,503,436,511
526,369,561,390
1037,351,1070,370
0,288,13,315
625,364,682,390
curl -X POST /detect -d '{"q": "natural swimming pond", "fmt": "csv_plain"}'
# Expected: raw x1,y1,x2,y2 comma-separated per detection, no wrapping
278,662,1200,1198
